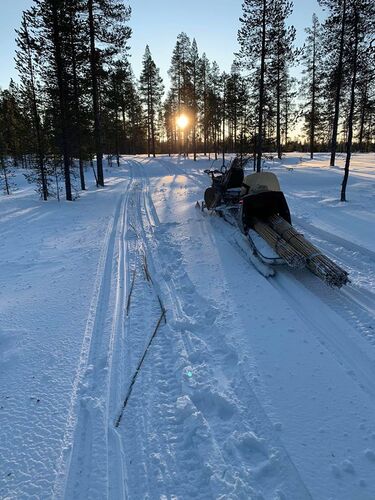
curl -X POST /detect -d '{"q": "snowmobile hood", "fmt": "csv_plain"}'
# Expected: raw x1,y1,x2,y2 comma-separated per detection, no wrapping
241,172,281,196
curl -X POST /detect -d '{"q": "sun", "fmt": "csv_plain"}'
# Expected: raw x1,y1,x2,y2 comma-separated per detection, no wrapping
176,114,189,129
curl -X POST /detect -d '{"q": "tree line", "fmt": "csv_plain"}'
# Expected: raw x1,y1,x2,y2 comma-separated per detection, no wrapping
0,0,374,202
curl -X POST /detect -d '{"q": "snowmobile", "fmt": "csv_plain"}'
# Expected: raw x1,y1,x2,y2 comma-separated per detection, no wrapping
198,161,349,287
201,157,244,212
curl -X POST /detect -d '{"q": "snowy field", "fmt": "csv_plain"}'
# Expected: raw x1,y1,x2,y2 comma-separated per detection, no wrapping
1,153,375,499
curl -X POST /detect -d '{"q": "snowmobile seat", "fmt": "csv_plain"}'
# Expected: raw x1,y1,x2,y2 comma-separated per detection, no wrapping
224,166,244,189
241,172,281,196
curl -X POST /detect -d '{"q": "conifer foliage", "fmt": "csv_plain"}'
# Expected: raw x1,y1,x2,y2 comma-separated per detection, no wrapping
0,0,374,202
139,46,164,158
9,0,133,199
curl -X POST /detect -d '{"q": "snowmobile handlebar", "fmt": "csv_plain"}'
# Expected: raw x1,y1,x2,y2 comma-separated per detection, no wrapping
204,169,222,177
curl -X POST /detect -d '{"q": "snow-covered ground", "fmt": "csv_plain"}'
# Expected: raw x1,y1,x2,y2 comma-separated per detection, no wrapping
1,153,374,499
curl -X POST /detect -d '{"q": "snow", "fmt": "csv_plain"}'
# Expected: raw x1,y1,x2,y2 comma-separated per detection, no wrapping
1,153,375,499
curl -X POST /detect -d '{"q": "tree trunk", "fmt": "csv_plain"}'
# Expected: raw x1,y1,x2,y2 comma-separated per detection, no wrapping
276,65,282,159
222,80,226,167
1,157,10,195
70,12,85,190
358,82,367,151
88,0,104,186
310,25,316,160
257,0,267,172
51,1,72,201
330,0,347,167
341,6,359,202
147,82,151,157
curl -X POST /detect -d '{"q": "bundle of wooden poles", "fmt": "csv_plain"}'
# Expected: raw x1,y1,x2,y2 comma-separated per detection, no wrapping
253,220,306,269
253,215,349,288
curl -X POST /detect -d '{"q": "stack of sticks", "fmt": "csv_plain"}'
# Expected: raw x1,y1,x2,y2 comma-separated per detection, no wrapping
253,220,306,269
267,214,349,288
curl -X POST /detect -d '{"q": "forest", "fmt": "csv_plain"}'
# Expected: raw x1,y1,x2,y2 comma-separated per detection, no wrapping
0,0,374,202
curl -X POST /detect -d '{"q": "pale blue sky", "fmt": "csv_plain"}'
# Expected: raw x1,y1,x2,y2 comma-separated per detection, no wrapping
0,0,324,90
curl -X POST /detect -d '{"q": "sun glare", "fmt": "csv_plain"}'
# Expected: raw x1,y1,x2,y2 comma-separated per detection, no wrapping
176,114,189,129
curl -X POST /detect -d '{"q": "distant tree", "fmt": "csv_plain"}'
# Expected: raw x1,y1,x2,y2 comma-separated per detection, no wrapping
319,0,348,166
198,53,211,156
268,0,296,159
238,0,275,171
207,61,222,159
301,14,325,159
139,46,164,157
168,33,193,154
66,0,90,191
190,39,200,160
226,62,248,152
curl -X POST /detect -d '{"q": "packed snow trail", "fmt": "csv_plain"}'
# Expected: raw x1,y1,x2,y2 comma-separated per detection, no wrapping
112,160,312,499
1,154,375,499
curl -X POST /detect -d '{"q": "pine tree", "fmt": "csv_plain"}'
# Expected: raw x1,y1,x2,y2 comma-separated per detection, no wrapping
139,46,164,157
67,0,90,190
226,62,248,152
268,0,295,159
198,53,211,156
87,0,131,185
238,0,274,171
319,0,348,166
207,61,222,159
301,14,325,158
190,39,199,160
168,33,193,154
0,91,16,194
341,0,374,201
15,10,49,200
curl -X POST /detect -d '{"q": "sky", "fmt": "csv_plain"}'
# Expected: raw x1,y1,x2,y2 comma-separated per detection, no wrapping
0,0,325,90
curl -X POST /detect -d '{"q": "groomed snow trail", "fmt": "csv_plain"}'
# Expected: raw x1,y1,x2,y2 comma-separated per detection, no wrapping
1,154,375,499
56,155,375,499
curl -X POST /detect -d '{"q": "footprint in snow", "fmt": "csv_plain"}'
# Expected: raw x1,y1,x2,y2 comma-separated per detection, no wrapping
190,389,236,421
225,431,271,469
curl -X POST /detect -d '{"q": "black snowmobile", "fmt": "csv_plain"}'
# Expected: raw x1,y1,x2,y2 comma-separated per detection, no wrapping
198,161,349,287
202,157,244,211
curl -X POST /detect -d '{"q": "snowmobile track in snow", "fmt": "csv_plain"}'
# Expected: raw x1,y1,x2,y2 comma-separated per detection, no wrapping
272,271,375,402
118,158,313,499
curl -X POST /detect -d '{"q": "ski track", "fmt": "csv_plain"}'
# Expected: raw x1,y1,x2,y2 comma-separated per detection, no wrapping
56,166,134,499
